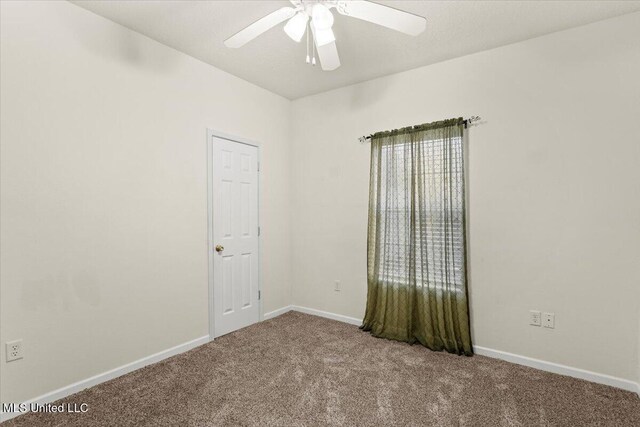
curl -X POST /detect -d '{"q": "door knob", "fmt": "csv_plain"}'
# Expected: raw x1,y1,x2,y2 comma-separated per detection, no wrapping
215,245,224,253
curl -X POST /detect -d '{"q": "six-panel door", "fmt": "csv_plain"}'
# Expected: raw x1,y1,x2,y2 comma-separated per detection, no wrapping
212,136,259,337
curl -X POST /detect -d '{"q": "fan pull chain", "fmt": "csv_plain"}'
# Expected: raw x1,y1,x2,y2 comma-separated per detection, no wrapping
305,22,310,64
311,30,316,66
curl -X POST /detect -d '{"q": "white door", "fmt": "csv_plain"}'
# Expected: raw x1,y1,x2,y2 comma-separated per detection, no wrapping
211,136,260,337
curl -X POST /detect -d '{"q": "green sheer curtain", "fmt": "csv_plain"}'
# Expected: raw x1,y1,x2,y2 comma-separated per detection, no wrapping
361,118,473,356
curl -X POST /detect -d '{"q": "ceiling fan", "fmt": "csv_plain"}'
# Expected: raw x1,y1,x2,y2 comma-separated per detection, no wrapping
224,1,426,71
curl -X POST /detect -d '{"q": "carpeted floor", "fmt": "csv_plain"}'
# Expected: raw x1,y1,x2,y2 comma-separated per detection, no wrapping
4,311,640,426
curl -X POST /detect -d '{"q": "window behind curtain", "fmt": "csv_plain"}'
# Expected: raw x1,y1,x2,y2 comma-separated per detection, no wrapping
377,135,465,289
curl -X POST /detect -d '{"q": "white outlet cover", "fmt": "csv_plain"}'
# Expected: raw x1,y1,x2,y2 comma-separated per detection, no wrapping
542,312,555,329
529,310,541,326
6,340,23,362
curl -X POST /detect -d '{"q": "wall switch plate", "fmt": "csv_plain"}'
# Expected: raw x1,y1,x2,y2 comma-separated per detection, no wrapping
529,310,541,326
334,280,341,292
6,340,23,362
542,312,555,329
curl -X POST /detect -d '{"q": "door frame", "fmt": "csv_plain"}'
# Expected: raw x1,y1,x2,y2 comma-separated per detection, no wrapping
207,128,262,341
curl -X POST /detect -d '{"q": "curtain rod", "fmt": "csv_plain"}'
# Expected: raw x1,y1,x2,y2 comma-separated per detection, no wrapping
358,116,481,143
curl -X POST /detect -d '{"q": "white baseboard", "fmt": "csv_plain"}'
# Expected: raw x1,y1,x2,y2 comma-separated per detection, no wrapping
262,305,361,326
292,305,362,326
263,305,293,320
473,346,639,394
0,335,209,423
272,305,640,396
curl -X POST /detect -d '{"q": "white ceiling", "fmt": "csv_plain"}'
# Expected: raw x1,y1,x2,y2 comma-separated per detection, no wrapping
71,1,640,100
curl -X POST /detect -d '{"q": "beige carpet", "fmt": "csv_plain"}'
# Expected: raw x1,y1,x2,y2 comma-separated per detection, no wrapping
4,311,640,426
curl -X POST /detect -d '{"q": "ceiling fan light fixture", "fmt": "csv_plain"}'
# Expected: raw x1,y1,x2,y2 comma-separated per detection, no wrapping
311,4,334,30
313,26,335,47
284,12,309,42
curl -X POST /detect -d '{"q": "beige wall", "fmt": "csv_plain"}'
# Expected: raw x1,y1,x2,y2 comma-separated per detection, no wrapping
291,12,640,382
0,1,291,403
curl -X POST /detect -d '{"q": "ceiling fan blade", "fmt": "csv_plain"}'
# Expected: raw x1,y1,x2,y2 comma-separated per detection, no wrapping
313,28,340,71
337,1,426,36
224,7,296,48
317,42,341,71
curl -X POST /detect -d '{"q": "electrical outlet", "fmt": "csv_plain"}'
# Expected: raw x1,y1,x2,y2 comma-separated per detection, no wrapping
6,340,23,362
529,310,541,326
542,312,555,329
334,280,341,292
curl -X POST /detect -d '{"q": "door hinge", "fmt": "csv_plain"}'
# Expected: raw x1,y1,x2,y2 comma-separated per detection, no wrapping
257,161,260,171
258,226,261,236
258,290,261,300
